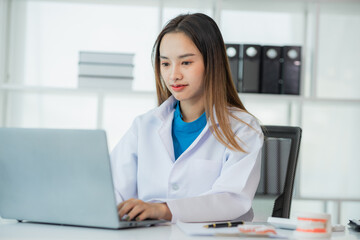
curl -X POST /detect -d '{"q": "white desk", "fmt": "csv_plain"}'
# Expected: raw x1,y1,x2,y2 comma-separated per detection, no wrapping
1,219,359,240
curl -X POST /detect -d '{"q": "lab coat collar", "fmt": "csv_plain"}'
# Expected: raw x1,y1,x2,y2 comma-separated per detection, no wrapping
153,96,248,162
154,95,177,121
153,95,215,162
153,96,212,162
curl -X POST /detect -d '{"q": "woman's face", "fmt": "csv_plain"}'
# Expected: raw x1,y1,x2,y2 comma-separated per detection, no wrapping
159,32,205,105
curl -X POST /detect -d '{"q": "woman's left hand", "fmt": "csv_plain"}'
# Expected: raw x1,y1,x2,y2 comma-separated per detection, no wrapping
117,198,172,221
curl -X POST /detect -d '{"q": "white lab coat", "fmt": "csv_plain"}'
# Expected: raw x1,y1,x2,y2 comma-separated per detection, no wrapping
110,96,263,223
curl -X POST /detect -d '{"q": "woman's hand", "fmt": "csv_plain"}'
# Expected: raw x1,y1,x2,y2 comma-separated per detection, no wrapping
117,198,172,221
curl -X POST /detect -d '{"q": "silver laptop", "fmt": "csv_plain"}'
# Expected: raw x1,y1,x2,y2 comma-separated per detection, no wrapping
0,128,166,229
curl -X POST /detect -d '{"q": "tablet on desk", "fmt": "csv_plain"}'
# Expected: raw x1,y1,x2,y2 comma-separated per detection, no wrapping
0,128,167,229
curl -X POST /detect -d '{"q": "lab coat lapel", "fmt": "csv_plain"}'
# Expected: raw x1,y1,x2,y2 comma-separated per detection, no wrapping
155,96,177,162
158,115,175,161
155,97,221,162
176,123,210,161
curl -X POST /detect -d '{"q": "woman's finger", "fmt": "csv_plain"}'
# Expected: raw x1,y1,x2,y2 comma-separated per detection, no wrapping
117,198,134,211
135,203,162,221
126,203,146,221
118,200,137,219
135,208,151,221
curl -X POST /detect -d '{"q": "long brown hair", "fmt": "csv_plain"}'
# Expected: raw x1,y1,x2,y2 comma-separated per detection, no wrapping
152,13,254,152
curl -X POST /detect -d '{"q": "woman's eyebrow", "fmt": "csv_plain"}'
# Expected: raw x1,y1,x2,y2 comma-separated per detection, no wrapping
160,53,196,59
178,53,195,59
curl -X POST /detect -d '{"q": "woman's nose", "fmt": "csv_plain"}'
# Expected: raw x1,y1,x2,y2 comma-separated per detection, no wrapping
170,65,183,81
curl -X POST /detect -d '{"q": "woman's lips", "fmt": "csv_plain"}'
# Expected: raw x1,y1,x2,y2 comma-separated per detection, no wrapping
171,84,188,91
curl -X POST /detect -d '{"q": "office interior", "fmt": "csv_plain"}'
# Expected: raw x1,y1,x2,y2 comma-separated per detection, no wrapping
0,0,359,225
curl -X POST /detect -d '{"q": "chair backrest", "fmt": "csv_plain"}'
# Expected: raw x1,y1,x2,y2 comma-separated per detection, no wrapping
253,125,302,220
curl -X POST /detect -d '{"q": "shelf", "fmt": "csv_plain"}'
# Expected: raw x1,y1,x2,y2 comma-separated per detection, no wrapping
1,84,359,104
295,197,360,202
0,84,156,96
240,93,305,102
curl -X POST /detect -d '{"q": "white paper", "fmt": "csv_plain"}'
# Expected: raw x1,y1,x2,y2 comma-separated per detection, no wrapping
176,221,289,238
176,221,240,236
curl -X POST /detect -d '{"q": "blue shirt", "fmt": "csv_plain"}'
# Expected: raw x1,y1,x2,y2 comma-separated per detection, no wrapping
172,101,207,160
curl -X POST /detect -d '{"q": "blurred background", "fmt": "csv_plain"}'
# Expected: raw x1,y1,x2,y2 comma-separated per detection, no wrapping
0,0,359,225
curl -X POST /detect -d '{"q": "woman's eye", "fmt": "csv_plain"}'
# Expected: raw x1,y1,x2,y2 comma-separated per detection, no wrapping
161,62,169,67
182,61,192,65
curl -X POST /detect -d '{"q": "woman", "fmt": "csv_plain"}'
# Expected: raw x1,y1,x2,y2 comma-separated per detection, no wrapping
111,13,263,223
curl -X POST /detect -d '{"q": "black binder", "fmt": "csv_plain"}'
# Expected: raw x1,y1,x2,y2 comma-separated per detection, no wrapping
282,46,301,95
240,44,261,93
225,44,241,92
260,46,282,94
349,219,360,232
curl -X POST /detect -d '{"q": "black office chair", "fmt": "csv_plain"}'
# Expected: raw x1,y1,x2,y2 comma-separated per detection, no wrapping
252,125,302,221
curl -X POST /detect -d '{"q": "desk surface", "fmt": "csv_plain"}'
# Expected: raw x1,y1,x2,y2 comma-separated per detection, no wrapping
1,219,359,240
